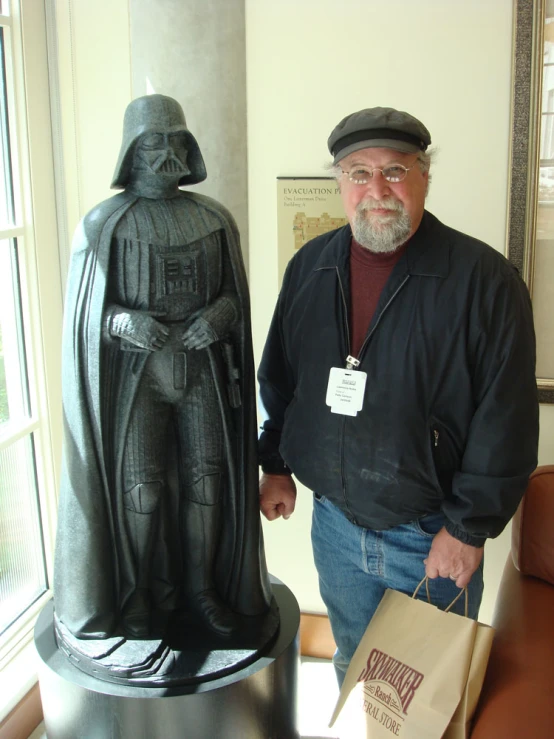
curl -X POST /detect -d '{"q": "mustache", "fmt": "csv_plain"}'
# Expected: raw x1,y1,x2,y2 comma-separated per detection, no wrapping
357,197,404,213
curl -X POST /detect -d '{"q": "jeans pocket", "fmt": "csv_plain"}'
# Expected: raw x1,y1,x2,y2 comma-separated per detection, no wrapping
412,511,445,538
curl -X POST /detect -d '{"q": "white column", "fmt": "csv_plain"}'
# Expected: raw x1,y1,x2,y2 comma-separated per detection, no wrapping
130,0,249,266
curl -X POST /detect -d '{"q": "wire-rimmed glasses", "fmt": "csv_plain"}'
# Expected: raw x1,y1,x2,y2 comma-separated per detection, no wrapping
343,162,418,185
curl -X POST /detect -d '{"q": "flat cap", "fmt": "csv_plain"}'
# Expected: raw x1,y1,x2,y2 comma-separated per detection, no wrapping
328,106,431,164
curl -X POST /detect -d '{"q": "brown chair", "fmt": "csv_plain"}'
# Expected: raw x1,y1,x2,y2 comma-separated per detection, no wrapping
471,465,554,737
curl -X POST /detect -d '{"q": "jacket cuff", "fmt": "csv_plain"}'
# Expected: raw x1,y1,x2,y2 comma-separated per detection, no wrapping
444,520,487,548
260,458,291,475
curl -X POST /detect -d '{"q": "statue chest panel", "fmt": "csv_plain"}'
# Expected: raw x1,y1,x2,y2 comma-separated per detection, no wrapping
110,197,223,318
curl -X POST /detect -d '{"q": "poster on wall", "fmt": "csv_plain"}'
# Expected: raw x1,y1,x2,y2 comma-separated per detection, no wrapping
276,177,347,285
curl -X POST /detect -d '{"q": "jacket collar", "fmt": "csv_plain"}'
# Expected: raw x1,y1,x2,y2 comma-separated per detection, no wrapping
313,210,449,278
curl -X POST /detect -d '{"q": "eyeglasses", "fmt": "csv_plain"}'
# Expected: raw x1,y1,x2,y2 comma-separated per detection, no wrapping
342,162,418,185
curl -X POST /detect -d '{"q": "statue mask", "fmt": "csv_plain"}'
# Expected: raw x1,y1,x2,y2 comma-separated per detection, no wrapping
132,132,192,178
111,94,207,188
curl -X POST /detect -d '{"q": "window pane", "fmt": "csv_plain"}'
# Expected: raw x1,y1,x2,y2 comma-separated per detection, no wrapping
0,434,47,635
0,27,15,228
534,11,554,379
539,164,554,204
0,238,30,428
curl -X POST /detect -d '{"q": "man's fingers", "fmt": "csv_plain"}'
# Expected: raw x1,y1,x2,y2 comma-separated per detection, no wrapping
424,527,483,588
259,473,297,522
425,562,440,580
261,505,280,521
278,502,293,519
454,572,472,589
260,500,294,521
260,498,280,520
424,561,472,587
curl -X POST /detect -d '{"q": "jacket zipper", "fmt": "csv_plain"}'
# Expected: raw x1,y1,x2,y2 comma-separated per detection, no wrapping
356,275,410,364
336,267,351,358
336,267,351,514
335,269,411,519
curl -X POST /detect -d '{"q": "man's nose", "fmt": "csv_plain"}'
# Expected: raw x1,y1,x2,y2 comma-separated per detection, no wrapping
364,170,391,199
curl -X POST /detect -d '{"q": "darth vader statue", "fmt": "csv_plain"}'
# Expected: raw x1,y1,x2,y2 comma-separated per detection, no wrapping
53,95,275,682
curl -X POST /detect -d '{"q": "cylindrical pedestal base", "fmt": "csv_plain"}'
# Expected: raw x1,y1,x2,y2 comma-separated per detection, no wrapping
35,580,300,739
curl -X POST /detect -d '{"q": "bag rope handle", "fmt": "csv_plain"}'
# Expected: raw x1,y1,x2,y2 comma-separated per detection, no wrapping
412,576,469,617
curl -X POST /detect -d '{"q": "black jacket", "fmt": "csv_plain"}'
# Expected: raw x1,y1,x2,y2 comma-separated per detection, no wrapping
258,211,539,546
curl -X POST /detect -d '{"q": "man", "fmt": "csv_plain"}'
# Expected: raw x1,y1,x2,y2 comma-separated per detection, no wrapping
55,95,271,643
258,106,539,681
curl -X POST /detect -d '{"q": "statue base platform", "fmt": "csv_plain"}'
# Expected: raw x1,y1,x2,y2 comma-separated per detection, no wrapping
35,578,300,739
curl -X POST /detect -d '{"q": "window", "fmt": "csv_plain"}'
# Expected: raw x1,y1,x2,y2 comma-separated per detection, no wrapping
535,16,554,383
0,0,62,716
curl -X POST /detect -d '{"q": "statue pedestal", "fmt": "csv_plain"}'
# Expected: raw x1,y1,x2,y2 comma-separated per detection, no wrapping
35,579,300,739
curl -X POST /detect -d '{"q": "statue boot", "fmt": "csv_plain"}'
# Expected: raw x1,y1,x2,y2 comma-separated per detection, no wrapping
182,474,238,638
121,481,162,638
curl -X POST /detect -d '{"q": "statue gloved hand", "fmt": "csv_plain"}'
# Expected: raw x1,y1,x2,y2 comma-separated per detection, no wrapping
182,317,218,350
108,307,169,351
181,296,238,350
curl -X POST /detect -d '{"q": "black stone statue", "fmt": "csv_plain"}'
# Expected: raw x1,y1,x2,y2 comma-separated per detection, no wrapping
53,95,276,683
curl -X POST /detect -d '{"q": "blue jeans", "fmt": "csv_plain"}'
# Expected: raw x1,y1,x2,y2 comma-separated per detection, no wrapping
311,493,484,685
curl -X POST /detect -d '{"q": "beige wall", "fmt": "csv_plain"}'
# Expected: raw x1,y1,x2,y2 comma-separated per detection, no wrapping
246,0,551,624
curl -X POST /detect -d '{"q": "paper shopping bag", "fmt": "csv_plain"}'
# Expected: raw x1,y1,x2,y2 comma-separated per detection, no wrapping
442,620,494,739
329,585,479,739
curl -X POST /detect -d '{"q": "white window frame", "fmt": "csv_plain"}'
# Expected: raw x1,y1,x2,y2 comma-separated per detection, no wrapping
0,0,62,722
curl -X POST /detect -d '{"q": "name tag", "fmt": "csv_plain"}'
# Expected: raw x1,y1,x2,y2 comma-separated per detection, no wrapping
326,367,367,417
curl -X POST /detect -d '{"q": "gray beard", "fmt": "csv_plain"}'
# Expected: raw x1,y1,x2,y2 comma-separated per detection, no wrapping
352,200,412,253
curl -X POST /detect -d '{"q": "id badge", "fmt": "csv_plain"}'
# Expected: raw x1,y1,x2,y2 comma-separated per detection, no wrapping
326,367,367,417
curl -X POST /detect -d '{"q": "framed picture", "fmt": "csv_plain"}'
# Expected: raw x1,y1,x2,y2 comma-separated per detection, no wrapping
508,0,554,403
276,177,347,285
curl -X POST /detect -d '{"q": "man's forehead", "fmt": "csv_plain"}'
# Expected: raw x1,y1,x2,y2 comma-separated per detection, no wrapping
340,147,415,167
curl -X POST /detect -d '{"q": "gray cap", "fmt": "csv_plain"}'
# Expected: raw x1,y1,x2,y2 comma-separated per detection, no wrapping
328,106,431,164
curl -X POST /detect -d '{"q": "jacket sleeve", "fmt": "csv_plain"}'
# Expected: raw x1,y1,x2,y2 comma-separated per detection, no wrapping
257,263,296,474
443,269,539,546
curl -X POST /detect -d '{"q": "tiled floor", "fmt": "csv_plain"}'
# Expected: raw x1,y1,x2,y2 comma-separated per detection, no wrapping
28,658,340,738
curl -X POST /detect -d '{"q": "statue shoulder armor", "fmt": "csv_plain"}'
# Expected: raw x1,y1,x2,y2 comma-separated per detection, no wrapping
177,191,240,236
72,192,137,254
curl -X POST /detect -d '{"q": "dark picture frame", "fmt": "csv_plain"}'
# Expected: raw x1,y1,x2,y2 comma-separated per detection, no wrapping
508,0,554,403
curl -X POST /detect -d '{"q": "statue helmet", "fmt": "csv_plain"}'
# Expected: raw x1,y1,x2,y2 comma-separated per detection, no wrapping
111,94,207,188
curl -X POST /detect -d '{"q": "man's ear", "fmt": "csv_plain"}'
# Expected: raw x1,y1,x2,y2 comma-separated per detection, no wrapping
424,169,432,197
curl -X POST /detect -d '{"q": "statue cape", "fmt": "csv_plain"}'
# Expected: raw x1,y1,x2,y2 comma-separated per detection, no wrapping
54,190,271,638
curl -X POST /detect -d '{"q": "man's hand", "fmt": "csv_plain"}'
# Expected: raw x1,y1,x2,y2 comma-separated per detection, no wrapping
259,473,297,521
424,527,484,589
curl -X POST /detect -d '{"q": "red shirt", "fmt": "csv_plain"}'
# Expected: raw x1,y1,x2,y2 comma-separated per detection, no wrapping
349,238,408,358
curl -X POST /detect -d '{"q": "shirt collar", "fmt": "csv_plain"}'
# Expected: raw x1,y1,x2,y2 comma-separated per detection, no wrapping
313,210,449,278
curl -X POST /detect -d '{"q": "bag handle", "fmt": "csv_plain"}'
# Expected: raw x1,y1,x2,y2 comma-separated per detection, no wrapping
412,576,469,617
